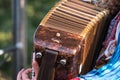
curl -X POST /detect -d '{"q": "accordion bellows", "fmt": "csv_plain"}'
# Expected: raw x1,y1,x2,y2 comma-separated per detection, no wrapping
33,0,109,80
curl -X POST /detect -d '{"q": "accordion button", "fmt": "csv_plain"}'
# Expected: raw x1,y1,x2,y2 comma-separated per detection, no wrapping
56,32,60,37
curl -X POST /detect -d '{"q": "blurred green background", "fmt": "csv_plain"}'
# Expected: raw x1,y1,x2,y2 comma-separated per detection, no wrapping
0,0,59,79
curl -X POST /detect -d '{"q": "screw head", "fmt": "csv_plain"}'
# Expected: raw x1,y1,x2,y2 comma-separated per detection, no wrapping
36,52,42,58
60,59,66,65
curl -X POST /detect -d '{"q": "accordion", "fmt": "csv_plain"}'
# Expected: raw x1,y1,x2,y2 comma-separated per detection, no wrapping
33,0,109,80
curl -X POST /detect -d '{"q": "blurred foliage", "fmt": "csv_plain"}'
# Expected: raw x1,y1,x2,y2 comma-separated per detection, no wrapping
0,0,59,79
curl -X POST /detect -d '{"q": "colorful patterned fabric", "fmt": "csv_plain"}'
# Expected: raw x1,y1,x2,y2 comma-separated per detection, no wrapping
104,11,120,45
95,11,120,67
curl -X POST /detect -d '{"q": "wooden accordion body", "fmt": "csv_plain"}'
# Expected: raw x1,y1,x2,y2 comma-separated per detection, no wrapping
33,0,109,80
